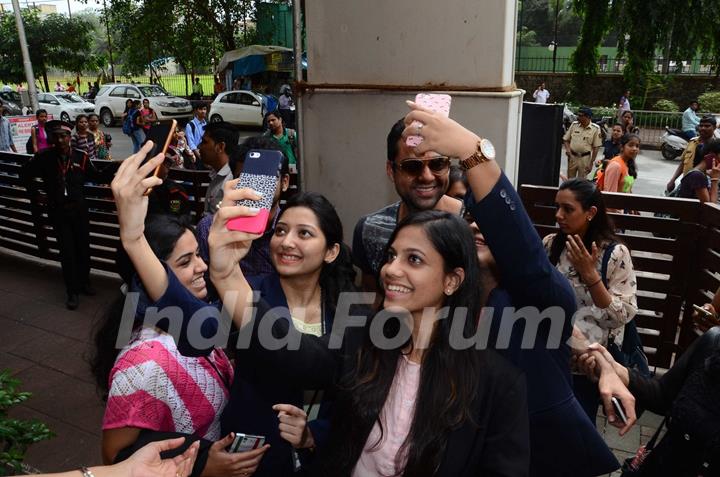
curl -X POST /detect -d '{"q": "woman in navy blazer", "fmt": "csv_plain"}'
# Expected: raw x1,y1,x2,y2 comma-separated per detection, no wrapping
221,192,359,477
405,102,619,477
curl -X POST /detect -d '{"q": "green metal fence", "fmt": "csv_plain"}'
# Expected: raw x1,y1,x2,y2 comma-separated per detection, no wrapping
40,74,216,97
517,56,715,75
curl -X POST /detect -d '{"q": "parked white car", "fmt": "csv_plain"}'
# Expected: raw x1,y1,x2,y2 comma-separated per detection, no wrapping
37,92,96,122
209,90,265,126
93,83,193,127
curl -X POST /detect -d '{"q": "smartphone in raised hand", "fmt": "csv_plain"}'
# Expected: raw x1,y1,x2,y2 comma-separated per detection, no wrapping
406,93,452,147
226,149,284,234
144,119,177,177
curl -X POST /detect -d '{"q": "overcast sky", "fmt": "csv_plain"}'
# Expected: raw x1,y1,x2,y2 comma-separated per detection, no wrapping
1,0,100,15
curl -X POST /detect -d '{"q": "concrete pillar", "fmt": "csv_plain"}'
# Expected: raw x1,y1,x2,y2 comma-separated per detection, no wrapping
299,0,521,235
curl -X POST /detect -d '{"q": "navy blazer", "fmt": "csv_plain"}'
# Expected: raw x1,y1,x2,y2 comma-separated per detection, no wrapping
221,272,334,477
468,174,619,477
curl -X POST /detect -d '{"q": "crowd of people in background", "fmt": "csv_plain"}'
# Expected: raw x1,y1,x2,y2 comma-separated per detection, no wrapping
6,78,720,477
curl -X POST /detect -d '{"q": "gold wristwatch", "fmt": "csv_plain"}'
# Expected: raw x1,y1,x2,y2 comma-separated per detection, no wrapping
460,138,496,171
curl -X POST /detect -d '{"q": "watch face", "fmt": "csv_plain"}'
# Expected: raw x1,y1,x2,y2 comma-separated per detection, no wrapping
480,139,496,160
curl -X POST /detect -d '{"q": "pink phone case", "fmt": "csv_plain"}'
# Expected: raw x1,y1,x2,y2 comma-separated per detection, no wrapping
406,93,452,147
227,209,271,234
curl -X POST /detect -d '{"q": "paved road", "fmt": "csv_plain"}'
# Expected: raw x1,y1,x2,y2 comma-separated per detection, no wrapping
559,148,680,198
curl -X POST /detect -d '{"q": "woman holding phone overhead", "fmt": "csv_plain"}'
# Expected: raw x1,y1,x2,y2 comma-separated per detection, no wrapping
399,102,620,476
100,142,269,477
220,191,360,477
205,109,539,475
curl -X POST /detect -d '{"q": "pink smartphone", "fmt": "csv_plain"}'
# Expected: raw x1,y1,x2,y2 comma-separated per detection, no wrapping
406,93,452,147
226,149,284,234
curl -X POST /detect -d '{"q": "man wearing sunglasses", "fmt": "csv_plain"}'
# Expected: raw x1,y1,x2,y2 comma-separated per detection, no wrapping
352,118,462,292
563,106,601,179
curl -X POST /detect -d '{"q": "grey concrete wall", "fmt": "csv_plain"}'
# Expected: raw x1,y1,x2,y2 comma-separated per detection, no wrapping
305,1,517,88
299,0,523,239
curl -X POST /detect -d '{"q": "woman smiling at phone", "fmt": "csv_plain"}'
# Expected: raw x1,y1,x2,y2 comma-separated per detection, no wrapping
202,108,532,476
100,143,269,476
221,191,360,477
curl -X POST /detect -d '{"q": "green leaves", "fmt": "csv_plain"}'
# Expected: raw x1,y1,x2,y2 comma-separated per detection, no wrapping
0,370,53,476
0,10,95,85
571,0,720,102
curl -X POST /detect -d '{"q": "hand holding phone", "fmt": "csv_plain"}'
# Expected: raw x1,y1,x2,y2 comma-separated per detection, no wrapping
226,149,284,234
141,120,177,195
693,303,715,317
228,433,266,453
611,396,628,425
406,93,452,147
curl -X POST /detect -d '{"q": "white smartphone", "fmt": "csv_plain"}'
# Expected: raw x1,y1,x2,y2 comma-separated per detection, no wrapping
228,433,266,453
692,304,714,317
611,396,628,424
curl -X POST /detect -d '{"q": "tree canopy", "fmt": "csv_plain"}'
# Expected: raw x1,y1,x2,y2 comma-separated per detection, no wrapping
570,0,720,101
0,10,95,90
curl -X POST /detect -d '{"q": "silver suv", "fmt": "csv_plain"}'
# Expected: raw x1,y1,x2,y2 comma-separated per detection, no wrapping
93,83,193,127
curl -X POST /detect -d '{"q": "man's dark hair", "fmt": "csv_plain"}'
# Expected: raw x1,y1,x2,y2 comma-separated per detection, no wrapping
704,138,720,156
193,102,208,111
203,121,240,160
700,115,717,127
230,135,290,178
386,118,406,163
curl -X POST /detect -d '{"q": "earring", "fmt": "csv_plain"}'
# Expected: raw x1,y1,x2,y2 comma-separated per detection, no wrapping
445,288,453,296
587,216,592,221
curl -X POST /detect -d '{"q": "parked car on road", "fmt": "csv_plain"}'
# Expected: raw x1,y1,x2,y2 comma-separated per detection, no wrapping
0,91,25,115
93,83,192,127
209,90,265,126
37,92,96,122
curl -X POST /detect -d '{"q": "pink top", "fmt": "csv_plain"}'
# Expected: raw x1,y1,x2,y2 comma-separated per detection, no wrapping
36,124,49,152
352,355,420,477
102,328,233,441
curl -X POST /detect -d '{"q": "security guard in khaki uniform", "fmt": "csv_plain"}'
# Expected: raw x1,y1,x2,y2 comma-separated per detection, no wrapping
563,106,602,179
665,115,717,193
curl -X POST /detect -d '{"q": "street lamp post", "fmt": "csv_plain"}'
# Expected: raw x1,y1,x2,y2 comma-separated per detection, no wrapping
552,0,560,73
10,0,38,112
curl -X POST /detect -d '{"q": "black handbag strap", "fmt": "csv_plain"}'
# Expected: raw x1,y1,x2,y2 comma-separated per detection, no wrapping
644,417,667,451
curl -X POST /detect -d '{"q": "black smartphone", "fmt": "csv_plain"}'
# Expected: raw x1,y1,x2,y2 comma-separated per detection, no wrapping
144,119,177,177
226,149,284,234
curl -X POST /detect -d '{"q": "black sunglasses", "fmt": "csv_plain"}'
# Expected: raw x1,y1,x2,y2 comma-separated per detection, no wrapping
397,156,450,175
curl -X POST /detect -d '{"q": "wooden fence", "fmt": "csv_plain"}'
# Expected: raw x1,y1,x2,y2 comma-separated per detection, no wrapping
0,152,298,275
520,184,720,368
1,149,715,368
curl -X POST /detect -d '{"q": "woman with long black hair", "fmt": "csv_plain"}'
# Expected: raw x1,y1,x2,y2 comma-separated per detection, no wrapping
221,191,360,477
205,114,535,475
93,145,272,476
544,178,638,420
